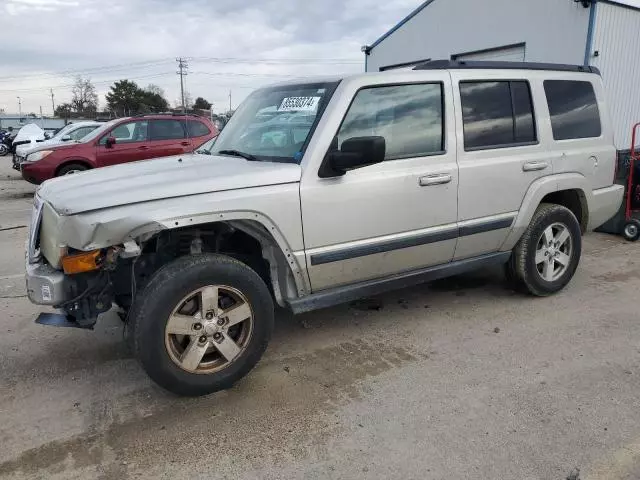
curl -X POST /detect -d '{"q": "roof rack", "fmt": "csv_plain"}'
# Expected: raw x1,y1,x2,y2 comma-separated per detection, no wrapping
412,60,600,75
131,112,201,118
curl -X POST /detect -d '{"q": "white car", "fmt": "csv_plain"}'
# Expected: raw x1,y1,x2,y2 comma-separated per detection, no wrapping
15,121,101,160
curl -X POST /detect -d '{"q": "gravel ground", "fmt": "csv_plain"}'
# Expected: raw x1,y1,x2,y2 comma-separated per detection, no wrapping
1,161,640,480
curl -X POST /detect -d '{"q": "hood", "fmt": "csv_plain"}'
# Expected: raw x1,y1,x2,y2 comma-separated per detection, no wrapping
14,123,45,143
37,153,302,215
16,138,70,156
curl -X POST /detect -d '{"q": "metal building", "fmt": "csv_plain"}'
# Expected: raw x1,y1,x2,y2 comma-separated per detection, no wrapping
364,0,640,151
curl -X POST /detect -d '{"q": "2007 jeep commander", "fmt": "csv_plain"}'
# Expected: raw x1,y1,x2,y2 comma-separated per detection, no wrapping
26,61,623,396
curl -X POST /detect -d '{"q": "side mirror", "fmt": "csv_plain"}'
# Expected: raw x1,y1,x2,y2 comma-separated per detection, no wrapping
61,134,71,141
105,136,116,148
323,136,386,177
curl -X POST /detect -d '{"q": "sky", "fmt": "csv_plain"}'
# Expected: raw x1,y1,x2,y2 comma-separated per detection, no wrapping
0,0,419,115
2,0,640,116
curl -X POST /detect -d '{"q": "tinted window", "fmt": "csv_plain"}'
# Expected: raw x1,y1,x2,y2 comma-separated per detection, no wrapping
544,80,601,140
101,120,148,144
149,120,186,140
186,120,211,137
338,83,443,160
460,81,536,150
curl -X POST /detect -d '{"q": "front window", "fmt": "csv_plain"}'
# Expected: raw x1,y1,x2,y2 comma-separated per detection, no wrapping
210,81,339,163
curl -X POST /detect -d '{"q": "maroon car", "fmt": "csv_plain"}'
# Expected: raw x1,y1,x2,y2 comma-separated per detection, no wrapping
20,114,218,184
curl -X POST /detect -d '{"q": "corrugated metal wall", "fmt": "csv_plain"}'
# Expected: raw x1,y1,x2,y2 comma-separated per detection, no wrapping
591,2,640,150
366,0,590,72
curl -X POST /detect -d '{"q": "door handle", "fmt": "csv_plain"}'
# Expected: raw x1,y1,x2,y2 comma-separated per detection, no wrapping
138,145,150,150
181,141,190,146
522,161,549,172
419,174,452,186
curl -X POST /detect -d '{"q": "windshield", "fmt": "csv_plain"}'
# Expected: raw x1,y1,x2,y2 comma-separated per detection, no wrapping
211,81,339,163
80,118,123,143
52,123,76,139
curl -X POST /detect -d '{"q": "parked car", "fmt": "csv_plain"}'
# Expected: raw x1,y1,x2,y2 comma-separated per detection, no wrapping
20,114,218,184
26,61,623,396
13,121,102,169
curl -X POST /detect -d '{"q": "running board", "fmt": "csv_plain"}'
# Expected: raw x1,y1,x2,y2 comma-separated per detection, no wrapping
35,312,95,330
288,252,511,314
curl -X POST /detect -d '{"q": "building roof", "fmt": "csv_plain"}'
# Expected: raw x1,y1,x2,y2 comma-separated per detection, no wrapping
368,0,639,51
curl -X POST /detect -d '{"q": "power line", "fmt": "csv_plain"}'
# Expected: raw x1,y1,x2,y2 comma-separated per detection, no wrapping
0,72,175,94
0,57,362,83
0,59,175,83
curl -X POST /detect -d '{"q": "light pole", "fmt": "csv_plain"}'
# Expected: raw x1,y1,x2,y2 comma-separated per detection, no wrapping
17,97,22,119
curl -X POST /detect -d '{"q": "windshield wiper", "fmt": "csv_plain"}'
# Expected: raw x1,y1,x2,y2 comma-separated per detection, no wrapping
217,149,259,161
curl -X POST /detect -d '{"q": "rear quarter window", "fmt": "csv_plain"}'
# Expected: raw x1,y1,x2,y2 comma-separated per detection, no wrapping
186,120,211,137
544,80,601,140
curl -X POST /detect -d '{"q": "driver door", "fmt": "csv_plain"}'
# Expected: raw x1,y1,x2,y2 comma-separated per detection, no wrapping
95,120,151,167
300,77,459,291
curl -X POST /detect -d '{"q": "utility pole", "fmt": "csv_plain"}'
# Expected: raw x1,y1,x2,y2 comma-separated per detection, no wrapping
39,106,43,119
176,57,188,113
17,96,22,118
50,89,55,116
229,89,232,112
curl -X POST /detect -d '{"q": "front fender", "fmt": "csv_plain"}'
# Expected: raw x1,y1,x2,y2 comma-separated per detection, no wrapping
59,183,310,295
500,173,590,251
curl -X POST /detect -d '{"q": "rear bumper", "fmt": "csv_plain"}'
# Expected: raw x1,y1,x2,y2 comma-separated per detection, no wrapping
589,184,625,230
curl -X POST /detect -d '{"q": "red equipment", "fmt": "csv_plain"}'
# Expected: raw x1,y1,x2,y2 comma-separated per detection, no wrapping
623,123,640,241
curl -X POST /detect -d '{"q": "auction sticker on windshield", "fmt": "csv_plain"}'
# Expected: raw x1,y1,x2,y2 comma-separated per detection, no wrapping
278,97,321,112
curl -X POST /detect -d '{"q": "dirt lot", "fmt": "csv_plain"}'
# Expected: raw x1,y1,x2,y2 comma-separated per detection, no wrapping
1,161,640,480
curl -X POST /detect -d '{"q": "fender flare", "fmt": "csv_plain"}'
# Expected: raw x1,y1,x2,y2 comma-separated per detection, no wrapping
500,173,590,251
124,210,311,305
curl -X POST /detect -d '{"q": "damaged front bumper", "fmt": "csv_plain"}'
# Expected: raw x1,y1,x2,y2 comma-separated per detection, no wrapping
26,257,67,306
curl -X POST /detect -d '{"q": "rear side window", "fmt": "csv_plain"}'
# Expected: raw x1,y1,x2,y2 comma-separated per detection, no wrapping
337,83,444,161
186,120,211,137
460,80,536,150
149,120,186,140
544,80,601,140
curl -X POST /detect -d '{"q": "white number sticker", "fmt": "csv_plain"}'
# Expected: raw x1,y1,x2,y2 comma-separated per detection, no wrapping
278,96,321,112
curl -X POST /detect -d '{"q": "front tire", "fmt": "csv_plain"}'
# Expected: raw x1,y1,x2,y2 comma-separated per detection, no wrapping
128,254,274,396
57,163,88,176
512,203,582,297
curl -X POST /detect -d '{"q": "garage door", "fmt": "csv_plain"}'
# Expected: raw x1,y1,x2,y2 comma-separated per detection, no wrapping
453,44,525,62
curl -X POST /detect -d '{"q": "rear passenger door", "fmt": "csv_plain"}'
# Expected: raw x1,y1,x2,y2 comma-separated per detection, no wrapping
451,72,550,260
148,119,190,158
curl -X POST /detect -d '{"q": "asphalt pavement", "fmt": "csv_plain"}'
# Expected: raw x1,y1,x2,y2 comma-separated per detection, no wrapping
1,161,640,480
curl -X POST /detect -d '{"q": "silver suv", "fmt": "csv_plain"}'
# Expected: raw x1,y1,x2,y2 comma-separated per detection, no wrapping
26,61,623,396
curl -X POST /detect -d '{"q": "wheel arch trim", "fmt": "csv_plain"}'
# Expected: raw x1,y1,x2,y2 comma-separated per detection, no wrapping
500,173,591,251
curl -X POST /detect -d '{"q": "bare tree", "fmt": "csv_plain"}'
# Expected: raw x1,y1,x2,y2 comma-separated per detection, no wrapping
71,76,98,116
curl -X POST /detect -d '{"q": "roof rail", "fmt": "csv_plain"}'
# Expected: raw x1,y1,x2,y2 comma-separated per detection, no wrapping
412,60,601,75
131,112,200,118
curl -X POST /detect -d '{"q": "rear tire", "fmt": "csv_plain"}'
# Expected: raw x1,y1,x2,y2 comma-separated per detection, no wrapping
57,163,88,176
623,220,640,242
128,254,274,397
511,203,582,297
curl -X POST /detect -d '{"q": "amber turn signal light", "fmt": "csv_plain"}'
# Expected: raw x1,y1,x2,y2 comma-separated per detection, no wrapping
61,250,102,275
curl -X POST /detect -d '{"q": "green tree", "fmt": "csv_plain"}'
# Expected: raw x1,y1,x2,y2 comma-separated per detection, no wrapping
105,80,141,116
193,97,211,110
55,103,73,118
139,86,169,113
105,80,169,116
